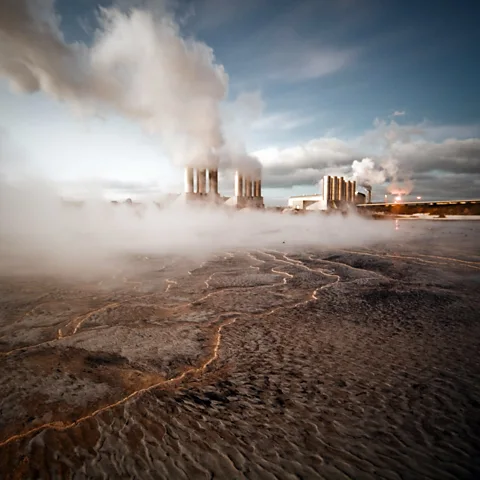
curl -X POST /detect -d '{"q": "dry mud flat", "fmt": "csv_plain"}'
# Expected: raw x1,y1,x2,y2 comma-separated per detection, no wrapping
1,222,480,479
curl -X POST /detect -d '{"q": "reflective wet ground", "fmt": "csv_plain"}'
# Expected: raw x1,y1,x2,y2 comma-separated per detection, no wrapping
1,221,479,479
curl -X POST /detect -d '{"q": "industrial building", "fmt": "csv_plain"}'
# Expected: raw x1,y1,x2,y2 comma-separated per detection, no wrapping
183,166,264,209
183,167,221,202
287,175,361,211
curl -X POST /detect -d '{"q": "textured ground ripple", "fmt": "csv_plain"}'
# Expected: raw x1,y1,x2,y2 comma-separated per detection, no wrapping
1,222,480,479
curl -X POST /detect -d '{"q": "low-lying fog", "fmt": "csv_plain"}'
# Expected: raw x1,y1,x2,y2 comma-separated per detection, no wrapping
0,180,404,279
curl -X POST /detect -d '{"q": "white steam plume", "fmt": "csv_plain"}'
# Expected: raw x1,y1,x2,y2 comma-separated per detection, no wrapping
351,158,397,187
219,91,264,177
352,157,415,198
387,180,414,196
0,0,228,169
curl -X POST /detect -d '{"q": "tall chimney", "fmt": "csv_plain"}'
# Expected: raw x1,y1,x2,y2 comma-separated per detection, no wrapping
253,179,262,197
366,186,372,204
245,177,253,197
209,169,218,195
323,175,332,204
197,169,207,194
235,171,243,197
332,176,340,201
351,181,356,202
339,178,346,201
184,167,194,194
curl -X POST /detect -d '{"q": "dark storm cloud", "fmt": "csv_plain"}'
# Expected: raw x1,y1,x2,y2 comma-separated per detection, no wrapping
393,138,480,175
411,173,480,200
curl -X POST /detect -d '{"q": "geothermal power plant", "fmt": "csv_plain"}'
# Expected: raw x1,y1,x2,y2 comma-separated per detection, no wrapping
287,175,363,211
184,167,219,198
322,175,357,206
183,166,264,208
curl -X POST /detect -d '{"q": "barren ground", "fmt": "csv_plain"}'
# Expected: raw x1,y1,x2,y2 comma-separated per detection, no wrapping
1,220,480,479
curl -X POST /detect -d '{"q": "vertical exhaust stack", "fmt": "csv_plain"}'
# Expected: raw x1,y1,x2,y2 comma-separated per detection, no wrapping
332,176,337,201
254,179,262,197
209,169,219,195
228,169,264,209
250,167,264,208
245,177,253,197
339,178,346,202
366,186,372,204
234,171,243,197
183,165,220,204
323,175,332,205
197,169,207,194
351,180,356,202
184,167,194,194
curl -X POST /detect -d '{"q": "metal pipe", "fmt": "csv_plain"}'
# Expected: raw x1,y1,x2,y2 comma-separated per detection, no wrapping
234,171,243,197
209,169,218,194
184,167,194,193
351,181,356,202
198,169,207,194
332,176,340,201
323,175,332,203
245,177,253,197
254,179,262,197
339,178,346,201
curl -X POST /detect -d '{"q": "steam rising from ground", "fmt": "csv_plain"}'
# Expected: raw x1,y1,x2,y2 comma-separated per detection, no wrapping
0,0,250,169
0,180,396,279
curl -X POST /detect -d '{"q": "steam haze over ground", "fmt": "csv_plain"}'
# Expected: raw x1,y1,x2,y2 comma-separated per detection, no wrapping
0,179,397,278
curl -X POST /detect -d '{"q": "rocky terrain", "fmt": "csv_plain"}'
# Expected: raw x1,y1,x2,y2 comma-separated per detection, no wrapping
0,220,479,479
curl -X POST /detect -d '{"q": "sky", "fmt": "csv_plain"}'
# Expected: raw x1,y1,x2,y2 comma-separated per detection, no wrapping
0,0,479,204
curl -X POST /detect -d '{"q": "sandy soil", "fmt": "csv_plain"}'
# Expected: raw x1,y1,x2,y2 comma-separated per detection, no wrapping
1,221,479,479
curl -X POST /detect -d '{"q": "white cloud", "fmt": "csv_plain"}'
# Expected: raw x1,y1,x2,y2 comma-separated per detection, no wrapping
252,112,315,131
252,119,480,199
267,48,355,82
393,110,406,117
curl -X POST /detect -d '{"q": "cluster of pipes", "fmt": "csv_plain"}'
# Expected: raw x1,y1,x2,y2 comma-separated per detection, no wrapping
184,167,219,195
322,175,357,204
183,167,262,202
234,171,262,198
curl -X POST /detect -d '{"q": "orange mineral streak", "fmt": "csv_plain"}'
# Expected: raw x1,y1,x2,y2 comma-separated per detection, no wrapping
0,314,238,449
0,250,342,448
